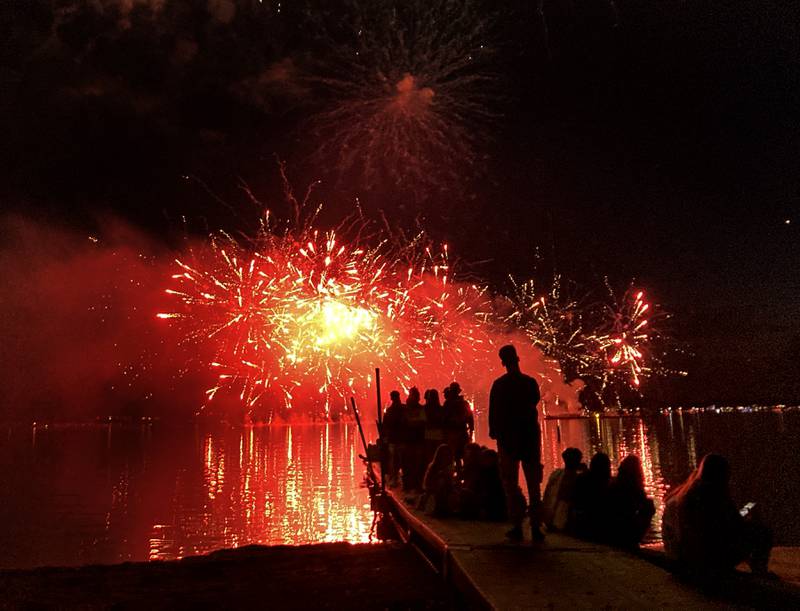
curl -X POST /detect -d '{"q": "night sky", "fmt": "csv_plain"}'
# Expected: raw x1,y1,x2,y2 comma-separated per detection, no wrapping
2,0,798,407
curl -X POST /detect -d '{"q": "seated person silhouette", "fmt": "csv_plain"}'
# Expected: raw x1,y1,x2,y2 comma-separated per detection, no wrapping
662,453,772,580
607,454,655,547
419,444,457,517
542,447,586,531
569,452,612,540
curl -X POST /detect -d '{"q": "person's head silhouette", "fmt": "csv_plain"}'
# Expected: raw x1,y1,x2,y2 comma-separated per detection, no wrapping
617,454,645,490
498,344,520,371
698,453,730,491
424,388,440,406
389,390,401,404
447,382,462,398
589,452,612,481
430,443,454,469
562,447,583,470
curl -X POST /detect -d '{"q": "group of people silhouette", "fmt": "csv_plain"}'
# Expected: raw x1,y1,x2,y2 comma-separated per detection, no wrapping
381,345,547,541
542,448,656,548
382,382,474,492
380,344,773,581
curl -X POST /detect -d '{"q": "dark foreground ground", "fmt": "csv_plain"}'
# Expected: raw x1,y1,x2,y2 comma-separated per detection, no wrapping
0,543,450,610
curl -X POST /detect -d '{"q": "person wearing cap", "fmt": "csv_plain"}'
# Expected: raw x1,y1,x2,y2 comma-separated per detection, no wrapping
489,344,545,542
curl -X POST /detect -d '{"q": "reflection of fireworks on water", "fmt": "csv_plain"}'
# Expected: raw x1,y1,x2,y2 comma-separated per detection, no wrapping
306,0,498,194
158,216,494,419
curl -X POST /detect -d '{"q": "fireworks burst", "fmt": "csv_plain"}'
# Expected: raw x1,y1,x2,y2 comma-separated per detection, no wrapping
158,214,496,419
395,243,495,387
505,275,594,380
159,172,683,418
160,225,392,417
597,287,651,388
595,284,687,402
504,274,683,408
305,0,499,196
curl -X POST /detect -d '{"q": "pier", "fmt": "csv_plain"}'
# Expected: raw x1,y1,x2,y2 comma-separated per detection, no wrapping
386,491,800,609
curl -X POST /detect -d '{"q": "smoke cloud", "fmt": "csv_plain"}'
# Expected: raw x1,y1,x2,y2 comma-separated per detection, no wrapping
0,215,208,422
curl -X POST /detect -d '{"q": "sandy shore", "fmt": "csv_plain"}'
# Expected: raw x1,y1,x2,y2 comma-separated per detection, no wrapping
0,542,450,610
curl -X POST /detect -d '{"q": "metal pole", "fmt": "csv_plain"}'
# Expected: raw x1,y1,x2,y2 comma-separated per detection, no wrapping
375,367,383,427
350,397,369,456
351,397,379,490
375,367,386,492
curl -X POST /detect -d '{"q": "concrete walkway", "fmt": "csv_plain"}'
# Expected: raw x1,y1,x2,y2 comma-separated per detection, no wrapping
387,491,799,610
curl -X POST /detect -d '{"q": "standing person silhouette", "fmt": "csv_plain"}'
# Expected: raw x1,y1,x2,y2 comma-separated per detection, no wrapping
489,345,545,542
442,382,474,473
383,390,405,488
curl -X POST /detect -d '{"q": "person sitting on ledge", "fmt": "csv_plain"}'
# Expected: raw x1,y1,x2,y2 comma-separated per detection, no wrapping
458,442,484,518
569,452,612,540
662,453,773,580
607,454,655,548
419,443,457,517
476,447,507,522
542,447,586,531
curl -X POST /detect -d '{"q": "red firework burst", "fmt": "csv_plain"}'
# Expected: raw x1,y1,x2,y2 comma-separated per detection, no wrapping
158,220,493,419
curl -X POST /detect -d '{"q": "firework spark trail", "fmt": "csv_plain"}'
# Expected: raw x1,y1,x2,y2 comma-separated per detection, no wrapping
597,288,651,388
504,272,684,408
158,216,508,419
159,213,682,417
506,275,597,380
159,227,401,416
395,245,496,388
305,0,499,195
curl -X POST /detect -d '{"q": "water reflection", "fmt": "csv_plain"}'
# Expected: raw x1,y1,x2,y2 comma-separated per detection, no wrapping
477,410,799,546
0,411,798,569
147,425,374,561
0,423,374,569
473,416,668,541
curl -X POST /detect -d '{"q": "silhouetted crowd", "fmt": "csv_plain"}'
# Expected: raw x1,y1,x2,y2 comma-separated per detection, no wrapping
382,382,508,521
382,383,474,490
381,343,773,581
542,448,656,548
382,383,774,577
382,383,655,547
543,448,774,577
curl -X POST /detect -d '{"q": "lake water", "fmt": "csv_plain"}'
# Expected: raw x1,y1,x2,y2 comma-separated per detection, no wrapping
1,410,797,569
